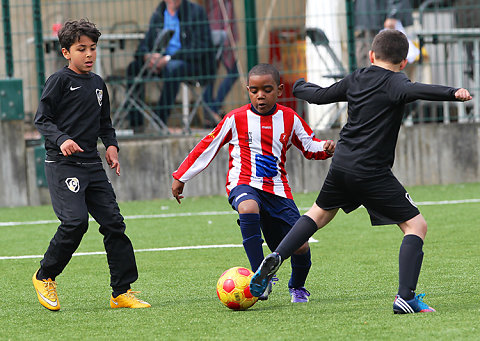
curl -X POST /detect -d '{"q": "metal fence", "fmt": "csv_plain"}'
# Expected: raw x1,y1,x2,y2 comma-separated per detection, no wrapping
1,0,479,138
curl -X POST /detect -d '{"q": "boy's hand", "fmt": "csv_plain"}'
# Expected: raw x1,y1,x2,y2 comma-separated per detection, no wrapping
455,88,472,101
172,179,185,204
60,139,84,156
383,18,397,29
323,140,335,156
105,145,120,176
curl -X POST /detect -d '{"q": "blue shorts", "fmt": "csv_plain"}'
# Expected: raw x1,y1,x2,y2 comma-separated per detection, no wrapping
228,185,300,225
228,185,301,251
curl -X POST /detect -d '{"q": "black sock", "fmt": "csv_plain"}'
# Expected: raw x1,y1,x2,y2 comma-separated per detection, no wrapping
398,234,424,300
276,215,318,260
112,289,128,298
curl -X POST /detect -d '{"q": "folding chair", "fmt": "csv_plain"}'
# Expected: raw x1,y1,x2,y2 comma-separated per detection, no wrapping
103,21,142,110
305,27,347,127
112,29,175,134
181,29,227,133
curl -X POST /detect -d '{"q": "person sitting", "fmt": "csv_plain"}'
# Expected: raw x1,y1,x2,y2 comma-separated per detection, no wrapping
126,0,215,132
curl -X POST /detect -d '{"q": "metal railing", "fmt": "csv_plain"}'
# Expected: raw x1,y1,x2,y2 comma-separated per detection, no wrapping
1,0,479,137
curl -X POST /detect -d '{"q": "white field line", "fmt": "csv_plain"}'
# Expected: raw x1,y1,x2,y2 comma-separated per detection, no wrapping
1,198,479,228
0,238,319,260
0,244,242,260
0,198,478,261
0,211,236,227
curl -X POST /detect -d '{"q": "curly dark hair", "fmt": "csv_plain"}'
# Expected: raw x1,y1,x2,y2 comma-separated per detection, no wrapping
371,29,409,65
58,19,101,50
248,63,281,85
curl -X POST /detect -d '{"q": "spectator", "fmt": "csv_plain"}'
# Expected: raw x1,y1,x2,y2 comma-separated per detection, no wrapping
453,0,480,78
201,0,239,118
354,0,413,67
126,0,215,131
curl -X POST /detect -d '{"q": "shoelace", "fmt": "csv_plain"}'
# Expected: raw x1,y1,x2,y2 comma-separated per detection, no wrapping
415,293,430,308
124,290,145,302
292,288,310,299
43,280,58,300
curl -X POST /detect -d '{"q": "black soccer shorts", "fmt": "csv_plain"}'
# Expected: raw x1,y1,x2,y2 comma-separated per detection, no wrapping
316,167,420,226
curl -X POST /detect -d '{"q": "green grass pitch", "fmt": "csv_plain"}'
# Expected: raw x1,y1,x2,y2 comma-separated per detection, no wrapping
1,183,479,340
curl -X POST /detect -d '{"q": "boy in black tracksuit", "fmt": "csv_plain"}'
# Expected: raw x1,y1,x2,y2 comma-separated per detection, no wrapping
33,19,150,310
250,29,472,314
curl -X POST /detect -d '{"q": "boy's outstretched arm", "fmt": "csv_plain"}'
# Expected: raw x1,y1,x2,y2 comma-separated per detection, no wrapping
455,88,472,101
293,77,348,105
172,178,185,204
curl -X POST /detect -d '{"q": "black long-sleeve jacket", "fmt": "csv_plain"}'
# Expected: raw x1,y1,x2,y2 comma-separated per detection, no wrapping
34,67,118,161
293,66,458,175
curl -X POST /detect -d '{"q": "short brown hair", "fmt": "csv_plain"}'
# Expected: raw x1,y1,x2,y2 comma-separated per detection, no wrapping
58,19,101,50
371,30,409,64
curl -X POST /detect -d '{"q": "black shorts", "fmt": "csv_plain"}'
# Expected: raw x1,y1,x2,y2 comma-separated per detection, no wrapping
316,167,420,226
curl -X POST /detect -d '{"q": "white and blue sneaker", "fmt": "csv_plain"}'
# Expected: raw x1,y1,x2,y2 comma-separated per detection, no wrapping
393,293,436,314
250,252,282,297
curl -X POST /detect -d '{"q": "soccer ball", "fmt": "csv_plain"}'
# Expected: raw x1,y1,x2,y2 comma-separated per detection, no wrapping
216,267,258,310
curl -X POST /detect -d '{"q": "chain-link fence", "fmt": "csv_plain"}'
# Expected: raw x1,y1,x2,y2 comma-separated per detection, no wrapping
1,0,479,138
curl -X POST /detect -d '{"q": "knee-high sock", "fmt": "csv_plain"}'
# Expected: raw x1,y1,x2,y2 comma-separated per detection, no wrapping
239,213,264,272
289,248,312,289
276,215,318,260
398,234,424,300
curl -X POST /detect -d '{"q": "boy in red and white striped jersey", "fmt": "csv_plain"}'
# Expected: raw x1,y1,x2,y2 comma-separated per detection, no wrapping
172,63,335,302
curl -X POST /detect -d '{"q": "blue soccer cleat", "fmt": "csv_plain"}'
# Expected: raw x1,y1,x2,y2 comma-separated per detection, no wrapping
393,293,436,314
250,252,282,297
258,275,278,301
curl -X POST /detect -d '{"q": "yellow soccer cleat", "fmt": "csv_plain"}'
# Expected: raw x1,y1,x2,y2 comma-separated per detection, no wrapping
32,270,60,311
110,289,151,309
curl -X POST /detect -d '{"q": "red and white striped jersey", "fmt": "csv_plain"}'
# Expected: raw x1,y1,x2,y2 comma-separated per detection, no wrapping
172,103,331,199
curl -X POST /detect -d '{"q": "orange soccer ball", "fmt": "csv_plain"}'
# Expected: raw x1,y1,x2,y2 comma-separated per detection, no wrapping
216,267,258,310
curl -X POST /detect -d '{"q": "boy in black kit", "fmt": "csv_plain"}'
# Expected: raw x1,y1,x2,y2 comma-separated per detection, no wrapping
250,29,472,314
33,19,150,310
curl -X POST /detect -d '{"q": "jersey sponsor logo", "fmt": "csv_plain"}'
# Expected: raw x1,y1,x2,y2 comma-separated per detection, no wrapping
96,89,103,106
70,86,81,91
261,125,272,129
405,193,417,208
65,177,80,193
255,154,278,178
